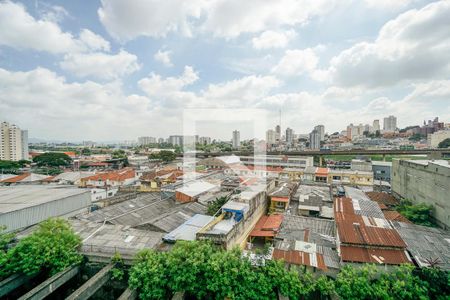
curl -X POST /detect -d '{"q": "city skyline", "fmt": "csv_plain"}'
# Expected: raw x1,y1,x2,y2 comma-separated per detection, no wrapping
1,0,450,141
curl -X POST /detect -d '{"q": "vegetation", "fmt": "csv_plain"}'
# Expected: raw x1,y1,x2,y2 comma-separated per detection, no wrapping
409,133,426,142
397,200,435,227
111,149,127,159
128,240,450,300
1,218,82,278
206,196,229,215
438,138,450,149
33,152,72,167
111,252,125,281
129,241,326,300
0,160,29,173
81,148,92,156
149,150,177,163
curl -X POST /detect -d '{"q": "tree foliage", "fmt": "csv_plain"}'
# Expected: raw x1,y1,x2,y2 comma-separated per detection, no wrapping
149,150,177,163
397,200,435,227
129,241,338,300
207,196,229,216
1,218,82,277
33,152,72,167
438,138,450,149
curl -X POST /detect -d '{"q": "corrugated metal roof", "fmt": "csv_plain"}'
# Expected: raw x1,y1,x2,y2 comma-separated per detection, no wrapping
272,249,327,270
340,246,411,265
250,214,283,238
163,214,214,243
334,197,406,248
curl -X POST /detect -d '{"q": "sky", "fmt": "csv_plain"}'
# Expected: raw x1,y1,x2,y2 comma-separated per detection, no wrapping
0,0,450,141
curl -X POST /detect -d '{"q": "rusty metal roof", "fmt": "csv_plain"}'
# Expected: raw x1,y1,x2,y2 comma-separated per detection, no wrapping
249,214,284,238
340,246,411,265
334,197,406,248
273,249,327,270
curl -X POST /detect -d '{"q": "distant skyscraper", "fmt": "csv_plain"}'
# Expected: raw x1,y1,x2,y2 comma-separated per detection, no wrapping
275,125,281,142
157,138,164,144
232,130,240,149
169,135,183,146
266,129,276,145
383,115,397,132
314,125,325,141
309,129,321,150
138,136,156,146
373,120,380,132
199,136,211,145
0,121,28,161
285,127,294,145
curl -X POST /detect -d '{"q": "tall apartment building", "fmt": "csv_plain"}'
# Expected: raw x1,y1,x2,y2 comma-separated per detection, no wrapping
373,119,380,132
314,125,325,141
168,135,183,146
266,129,276,145
392,159,450,229
138,136,156,145
309,129,320,150
199,136,211,145
383,115,397,132
232,130,240,149
0,121,29,161
275,125,281,142
285,127,294,145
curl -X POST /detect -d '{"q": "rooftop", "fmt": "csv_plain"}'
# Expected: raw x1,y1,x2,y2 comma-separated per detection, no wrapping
250,214,284,238
175,181,218,197
0,185,89,214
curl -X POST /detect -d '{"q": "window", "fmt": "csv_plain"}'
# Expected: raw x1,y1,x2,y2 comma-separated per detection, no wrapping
275,201,285,208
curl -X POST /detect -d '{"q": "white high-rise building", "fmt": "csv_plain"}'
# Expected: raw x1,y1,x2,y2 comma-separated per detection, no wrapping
373,120,380,132
0,121,29,161
314,125,325,141
232,130,240,149
138,136,156,145
309,129,321,150
199,136,211,145
286,127,294,145
266,129,276,145
275,125,281,142
383,115,397,132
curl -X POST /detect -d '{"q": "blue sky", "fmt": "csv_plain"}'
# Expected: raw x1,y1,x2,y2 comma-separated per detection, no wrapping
0,0,449,141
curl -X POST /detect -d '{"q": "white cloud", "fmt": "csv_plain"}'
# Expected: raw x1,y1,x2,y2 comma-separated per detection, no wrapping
60,50,140,80
364,0,414,10
154,49,173,67
272,48,318,77
0,1,81,53
98,0,204,41
79,29,111,52
252,30,296,49
138,66,199,97
328,0,450,87
98,0,346,40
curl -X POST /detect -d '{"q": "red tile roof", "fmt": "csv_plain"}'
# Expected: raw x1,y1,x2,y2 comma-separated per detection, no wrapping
315,167,329,176
0,173,30,183
383,210,412,224
250,214,284,238
83,168,135,182
334,197,406,248
273,249,327,270
271,196,289,203
340,246,411,265
366,192,399,207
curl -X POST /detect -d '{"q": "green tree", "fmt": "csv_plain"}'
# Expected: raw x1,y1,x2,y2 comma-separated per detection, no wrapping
3,218,82,277
81,148,92,156
336,264,384,299
33,152,72,167
159,150,177,163
111,252,125,281
438,138,450,149
111,149,127,159
397,200,435,227
414,267,450,300
207,196,229,216
0,160,21,173
129,250,170,300
409,133,425,142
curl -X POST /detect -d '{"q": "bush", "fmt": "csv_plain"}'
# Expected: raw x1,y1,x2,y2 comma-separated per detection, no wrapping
2,218,82,277
397,200,435,227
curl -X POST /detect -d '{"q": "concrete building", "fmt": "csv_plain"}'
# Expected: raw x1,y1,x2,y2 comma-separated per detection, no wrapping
285,127,294,145
314,125,325,141
232,130,240,149
383,115,397,132
309,129,320,150
240,155,313,169
169,135,183,146
427,130,450,148
266,129,276,145
138,136,156,145
0,121,29,161
0,185,91,232
392,159,450,229
372,161,392,182
275,125,281,142
199,136,211,145
373,119,380,132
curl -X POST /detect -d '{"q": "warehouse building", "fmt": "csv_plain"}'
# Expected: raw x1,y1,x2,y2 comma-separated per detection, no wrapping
0,185,91,232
